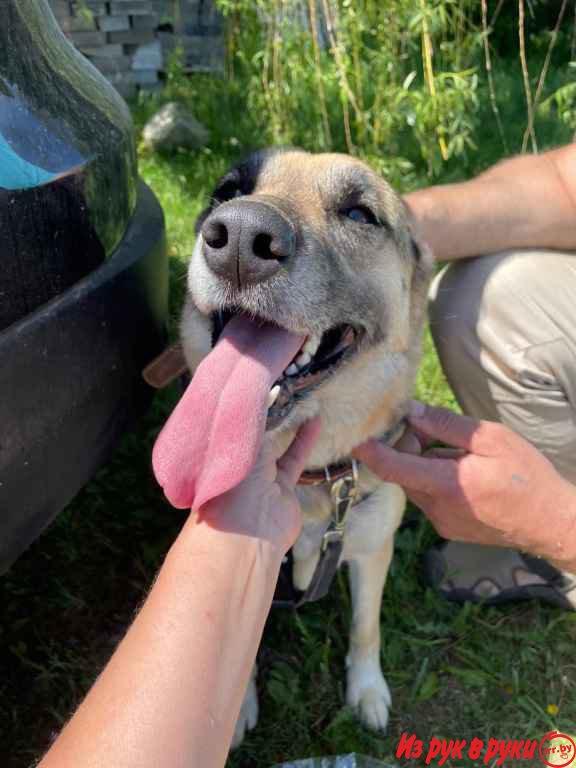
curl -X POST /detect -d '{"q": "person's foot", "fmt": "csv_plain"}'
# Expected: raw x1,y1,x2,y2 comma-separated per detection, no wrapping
423,542,576,610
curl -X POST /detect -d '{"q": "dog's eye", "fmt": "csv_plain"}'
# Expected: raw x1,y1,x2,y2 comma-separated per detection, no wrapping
342,206,379,226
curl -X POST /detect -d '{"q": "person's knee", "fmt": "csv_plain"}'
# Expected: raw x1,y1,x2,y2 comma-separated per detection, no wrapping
428,255,494,372
427,250,556,418
430,249,576,361
428,251,576,481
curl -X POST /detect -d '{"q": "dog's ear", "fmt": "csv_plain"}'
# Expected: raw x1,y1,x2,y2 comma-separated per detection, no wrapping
401,199,435,277
401,199,434,331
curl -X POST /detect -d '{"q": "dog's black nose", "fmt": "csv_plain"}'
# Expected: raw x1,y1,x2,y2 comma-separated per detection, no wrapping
201,200,295,287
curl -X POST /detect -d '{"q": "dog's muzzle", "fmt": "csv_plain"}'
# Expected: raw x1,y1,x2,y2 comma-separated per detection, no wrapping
201,199,296,289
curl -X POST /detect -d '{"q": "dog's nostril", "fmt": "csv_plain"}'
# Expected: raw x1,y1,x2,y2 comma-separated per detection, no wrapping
203,220,228,250
252,232,275,260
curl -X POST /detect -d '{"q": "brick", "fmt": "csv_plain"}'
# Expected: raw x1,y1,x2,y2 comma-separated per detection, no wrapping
108,29,155,45
132,69,159,84
69,29,106,48
59,14,98,32
176,0,223,34
98,15,131,32
139,81,164,93
107,72,137,99
89,55,132,73
70,0,107,16
81,43,124,57
50,1,74,21
182,35,224,61
131,13,159,30
131,39,163,69
110,1,152,15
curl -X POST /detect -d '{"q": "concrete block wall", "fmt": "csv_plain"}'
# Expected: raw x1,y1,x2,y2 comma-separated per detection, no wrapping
48,0,224,98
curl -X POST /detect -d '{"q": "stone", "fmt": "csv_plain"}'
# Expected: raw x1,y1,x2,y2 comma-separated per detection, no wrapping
142,102,210,152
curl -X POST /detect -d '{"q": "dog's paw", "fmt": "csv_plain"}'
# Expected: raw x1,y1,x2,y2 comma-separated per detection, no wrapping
346,656,391,732
231,673,259,749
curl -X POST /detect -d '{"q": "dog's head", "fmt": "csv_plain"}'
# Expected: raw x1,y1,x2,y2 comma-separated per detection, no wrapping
181,148,433,464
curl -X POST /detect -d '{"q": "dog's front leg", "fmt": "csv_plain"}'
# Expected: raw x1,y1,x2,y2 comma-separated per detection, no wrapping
346,538,394,731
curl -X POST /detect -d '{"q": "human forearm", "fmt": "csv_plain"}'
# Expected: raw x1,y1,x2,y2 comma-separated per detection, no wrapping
39,518,282,768
405,144,576,261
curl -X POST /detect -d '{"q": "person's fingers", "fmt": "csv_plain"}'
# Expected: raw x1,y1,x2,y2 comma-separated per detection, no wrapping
278,417,322,486
352,438,459,495
424,447,468,460
408,401,494,454
393,429,423,455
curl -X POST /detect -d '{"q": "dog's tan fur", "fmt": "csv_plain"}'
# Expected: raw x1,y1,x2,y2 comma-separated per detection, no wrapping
180,149,434,744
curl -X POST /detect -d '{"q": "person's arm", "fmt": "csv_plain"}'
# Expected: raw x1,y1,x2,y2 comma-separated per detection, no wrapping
405,143,576,261
353,402,576,574
39,419,321,768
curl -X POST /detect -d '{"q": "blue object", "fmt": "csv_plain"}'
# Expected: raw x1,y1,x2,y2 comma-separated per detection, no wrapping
0,131,59,190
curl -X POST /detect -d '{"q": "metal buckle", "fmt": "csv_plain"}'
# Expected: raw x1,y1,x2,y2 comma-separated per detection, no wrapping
321,459,359,551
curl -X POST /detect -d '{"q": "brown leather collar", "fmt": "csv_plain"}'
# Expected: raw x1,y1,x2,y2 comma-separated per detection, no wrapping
298,460,355,486
298,418,406,487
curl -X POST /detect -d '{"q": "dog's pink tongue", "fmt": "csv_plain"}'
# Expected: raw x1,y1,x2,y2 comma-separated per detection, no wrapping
153,315,304,510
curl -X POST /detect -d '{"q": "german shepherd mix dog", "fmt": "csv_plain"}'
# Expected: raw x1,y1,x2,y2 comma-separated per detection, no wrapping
153,149,434,745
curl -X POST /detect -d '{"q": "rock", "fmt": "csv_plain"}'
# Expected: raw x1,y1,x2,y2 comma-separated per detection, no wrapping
142,102,209,152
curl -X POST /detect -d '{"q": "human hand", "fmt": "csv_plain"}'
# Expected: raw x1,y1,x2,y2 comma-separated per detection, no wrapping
192,418,321,555
353,402,576,571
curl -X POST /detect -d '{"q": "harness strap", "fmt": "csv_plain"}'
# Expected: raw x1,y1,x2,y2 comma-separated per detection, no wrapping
273,418,406,609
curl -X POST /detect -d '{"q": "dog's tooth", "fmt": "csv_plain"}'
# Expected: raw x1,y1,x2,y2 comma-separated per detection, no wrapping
267,384,281,408
302,334,321,358
285,363,299,376
295,352,311,369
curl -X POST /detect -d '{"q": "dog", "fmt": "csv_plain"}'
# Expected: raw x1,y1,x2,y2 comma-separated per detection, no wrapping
163,148,433,745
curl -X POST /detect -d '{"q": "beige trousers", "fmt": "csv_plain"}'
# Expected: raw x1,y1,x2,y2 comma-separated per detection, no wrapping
429,249,576,485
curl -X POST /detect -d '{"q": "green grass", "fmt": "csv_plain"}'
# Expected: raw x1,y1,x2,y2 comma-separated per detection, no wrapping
2,68,576,767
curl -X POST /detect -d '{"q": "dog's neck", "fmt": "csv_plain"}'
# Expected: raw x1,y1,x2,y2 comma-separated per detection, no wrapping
298,417,406,487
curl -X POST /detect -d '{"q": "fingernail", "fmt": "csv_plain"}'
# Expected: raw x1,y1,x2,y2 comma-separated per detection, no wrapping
409,400,426,420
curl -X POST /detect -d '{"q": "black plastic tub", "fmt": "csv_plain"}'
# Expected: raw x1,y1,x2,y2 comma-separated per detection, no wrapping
0,0,169,572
